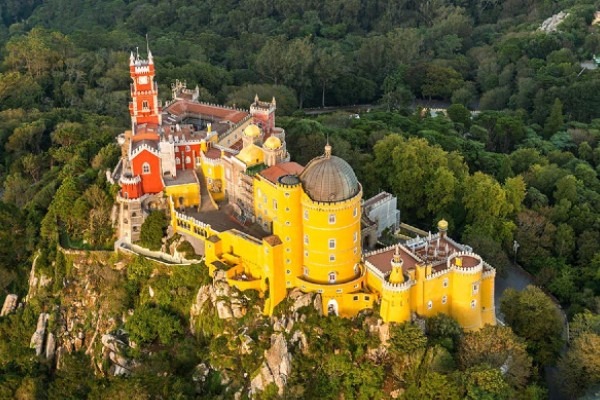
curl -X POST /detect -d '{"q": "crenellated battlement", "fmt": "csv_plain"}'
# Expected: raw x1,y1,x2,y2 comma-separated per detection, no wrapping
119,175,141,185
130,143,160,158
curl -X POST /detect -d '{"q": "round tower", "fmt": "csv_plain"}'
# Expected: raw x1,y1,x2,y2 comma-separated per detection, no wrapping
298,144,362,285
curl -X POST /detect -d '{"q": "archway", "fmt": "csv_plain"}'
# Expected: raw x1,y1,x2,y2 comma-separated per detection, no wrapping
327,299,339,316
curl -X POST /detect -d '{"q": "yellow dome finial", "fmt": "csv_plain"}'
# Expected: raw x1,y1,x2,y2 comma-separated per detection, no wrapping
388,245,405,284
438,219,448,232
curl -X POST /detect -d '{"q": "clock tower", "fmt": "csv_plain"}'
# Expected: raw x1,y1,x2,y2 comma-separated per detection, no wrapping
128,49,161,130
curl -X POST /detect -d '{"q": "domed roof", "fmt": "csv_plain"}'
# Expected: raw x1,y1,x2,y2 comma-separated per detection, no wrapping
263,136,282,150
243,124,261,138
236,144,264,166
299,144,360,202
437,219,448,231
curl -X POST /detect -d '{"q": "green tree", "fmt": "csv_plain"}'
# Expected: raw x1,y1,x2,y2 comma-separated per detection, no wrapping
125,304,183,345
500,286,564,365
139,211,167,250
543,98,564,138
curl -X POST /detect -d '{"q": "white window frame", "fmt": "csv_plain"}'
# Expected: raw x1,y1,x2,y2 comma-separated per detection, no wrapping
442,295,447,304
329,254,336,262
443,278,449,288
328,272,336,283
472,283,479,295
471,300,477,309
142,162,151,174
304,210,309,220
329,239,336,249
427,300,433,310
329,214,336,224
304,234,309,245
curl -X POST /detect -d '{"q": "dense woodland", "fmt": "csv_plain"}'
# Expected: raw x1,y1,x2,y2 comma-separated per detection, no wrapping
2,0,600,398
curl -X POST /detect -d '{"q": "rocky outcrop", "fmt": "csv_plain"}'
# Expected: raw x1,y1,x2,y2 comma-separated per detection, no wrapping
1,294,18,316
540,11,569,33
250,333,291,396
190,270,246,333
30,313,50,356
366,318,392,361
101,332,133,376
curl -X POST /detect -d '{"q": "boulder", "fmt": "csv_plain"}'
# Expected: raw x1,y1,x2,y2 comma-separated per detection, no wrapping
250,333,291,396
1,294,18,316
45,333,56,360
30,313,49,356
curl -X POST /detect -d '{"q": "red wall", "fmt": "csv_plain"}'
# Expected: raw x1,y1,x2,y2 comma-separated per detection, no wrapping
174,143,201,170
121,181,142,199
132,150,163,194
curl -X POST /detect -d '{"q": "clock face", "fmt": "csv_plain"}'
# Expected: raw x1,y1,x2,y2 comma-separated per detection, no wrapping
138,76,148,85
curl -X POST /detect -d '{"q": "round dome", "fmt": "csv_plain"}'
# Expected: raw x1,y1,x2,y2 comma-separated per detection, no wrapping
236,144,263,166
244,124,261,138
263,136,282,150
299,145,360,202
437,219,448,231
279,175,300,186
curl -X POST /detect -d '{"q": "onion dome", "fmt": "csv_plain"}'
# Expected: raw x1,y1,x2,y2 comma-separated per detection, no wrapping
299,144,359,202
236,144,263,166
437,219,448,232
243,124,261,138
263,136,282,150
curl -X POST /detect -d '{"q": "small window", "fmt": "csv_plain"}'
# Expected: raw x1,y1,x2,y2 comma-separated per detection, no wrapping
304,250,309,257
286,269,291,274
304,210,309,220
365,296,370,301
354,232,357,243
353,207,357,217
207,167,212,174
471,300,477,309
284,192,290,198
443,278,449,288
285,207,290,212
185,145,190,152
185,156,191,164
264,248,269,254
336,289,343,294
176,157,181,165
273,199,278,210
285,221,291,226
142,162,150,174
286,237,290,241
427,300,433,310
329,254,336,262
257,188,262,197
303,267,309,276
329,214,336,224
138,76,148,85
472,283,479,295
286,259,291,264
304,234,309,245
328,272,336,283
353,296,359,301
263,195,267,204
329,239,336,249
354,247,357,254
142,100,149,110
442,295,447,304
286,248,291,253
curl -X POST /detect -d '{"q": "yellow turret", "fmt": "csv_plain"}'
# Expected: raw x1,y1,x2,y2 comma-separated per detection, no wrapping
388,246,405,284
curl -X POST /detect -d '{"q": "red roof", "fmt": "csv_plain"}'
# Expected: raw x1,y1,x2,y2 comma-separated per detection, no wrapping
366,247,420,275
259,162,304,184
165,100,249,124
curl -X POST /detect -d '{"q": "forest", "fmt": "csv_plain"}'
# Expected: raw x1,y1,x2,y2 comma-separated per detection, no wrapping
1,0,600,398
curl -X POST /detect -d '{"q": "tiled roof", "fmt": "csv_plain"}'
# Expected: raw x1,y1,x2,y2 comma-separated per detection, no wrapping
165,100,248,124
259,162,304,184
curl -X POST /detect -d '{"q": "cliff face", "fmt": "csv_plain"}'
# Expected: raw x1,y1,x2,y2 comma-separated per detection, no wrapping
24,250,124,372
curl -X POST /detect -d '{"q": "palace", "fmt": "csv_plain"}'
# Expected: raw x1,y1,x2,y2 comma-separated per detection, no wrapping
112,51,496,331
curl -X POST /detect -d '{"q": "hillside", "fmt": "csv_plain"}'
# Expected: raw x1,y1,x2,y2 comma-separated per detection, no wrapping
1,0,600,398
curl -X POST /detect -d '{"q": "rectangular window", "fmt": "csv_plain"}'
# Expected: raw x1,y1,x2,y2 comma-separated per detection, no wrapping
443,278,449,288
329,214,336,224
142,100,149,109
471,300,477,309
273,199,278,210
365,296,370,301
353,296,359,301
353,207,357,217
329,239,336,249
329,254,336,262
442,295,447,304
427,300,433,310
304,210,309,220
472,283,479,295
304,234,309,245
304,267,309,276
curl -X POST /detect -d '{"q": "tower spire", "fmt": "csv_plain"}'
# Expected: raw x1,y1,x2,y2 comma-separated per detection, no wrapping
324,135,332,158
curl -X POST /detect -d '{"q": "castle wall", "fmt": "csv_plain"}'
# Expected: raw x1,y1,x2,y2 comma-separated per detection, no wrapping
131,150,163,194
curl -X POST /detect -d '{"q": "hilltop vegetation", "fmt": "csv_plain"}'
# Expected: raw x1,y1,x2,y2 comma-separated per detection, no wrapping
1,0,600,398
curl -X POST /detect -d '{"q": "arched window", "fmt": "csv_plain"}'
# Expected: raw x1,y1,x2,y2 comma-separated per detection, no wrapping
185,145,190,152
328,272,336,283
142,163,150,174
176,157,181,165
185,156,191,164
470,300,477,309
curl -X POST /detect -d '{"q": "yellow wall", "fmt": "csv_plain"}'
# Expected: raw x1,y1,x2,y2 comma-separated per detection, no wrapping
301,191,362,284
201,161,225,201
165,183,200,208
